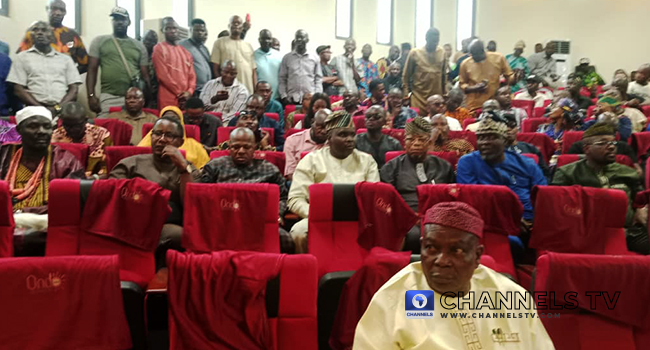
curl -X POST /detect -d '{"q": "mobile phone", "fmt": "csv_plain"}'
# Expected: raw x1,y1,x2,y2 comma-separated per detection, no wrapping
246,13,251,22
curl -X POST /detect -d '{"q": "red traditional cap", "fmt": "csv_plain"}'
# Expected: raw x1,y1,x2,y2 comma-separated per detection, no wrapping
423,202,484,238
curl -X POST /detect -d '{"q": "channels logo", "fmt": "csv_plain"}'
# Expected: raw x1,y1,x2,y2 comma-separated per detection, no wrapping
405,290,435,319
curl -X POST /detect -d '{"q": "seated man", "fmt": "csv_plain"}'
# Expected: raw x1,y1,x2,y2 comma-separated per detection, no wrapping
381,117,455,212
104,87,158,145
200,127,293,253
360,80,385,107
285,91,312,131
183,97,222,151
466,99,500,132
51,102,112,176
110,115,200,253
514,75,550,108
288,110,379,253
385,88,416,129
283,109,329,180
429,113,474,156
552,122,648,254
502,111,550,178
355,106,403,168
566,73,594,110
457,117,547,223
354,202,554,349
256,80,285,129
444,89,472,127
199,60,249,124
0,106,84,213
425,94,462,131
581,92,632,142
228,94,285,150
216,109,275,151
495,85,528,128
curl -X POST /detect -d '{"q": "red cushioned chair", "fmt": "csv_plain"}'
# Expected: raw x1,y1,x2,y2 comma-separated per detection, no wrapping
216,126,275,146
556,154,634,169
462,118,476,130
642,106,650,118
46,179,170,287
630,132,650,161
587,105,596,118
561,131,584,154
285,104,297,115
417,184,523,279
533,107,546,118
516,132,555,163
108,106,122,114
141,123,201,143
0,255,132,349
0,181,14,257
52,143,89,169
108,106,160,117
411,107,420,115
352,116,365,130
205,111,222,120
384,151,460,169
182,183,280,253
94,118,134,146
105,146,151,172
534,252,650,350
512,99,534,119
448,130,477,148
264,112,279,122
209,150,286,176
285,128,303,138
292,114,306,128
300,151,310,159
522,153,538,163
521,118,548,133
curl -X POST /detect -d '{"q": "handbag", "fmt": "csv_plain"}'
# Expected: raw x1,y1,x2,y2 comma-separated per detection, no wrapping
111,36,146,92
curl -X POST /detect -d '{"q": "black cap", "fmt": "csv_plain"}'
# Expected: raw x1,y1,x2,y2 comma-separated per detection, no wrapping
316,45,331,55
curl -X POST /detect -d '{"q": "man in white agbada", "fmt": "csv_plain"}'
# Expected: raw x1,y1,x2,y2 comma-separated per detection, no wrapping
353,201,555,349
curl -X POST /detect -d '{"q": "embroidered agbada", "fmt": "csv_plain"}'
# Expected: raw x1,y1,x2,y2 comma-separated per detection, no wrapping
402,46,446,113
353,263,555,349
152,42,196,109
51,123,113,174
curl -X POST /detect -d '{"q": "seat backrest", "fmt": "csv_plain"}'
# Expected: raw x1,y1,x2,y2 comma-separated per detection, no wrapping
105,146,152,172
285,128,303,138
521,118,548,133
293,114,306,128
562,131,584,154
631,132,650,161
0,181,14,257
448,130,477,148
285,104,297,115
352,116,365,130
52,143,89,169
94,118,134,146
0,255,132,349
462,118,476,130
264,112,279,122
530,186,630,255
533,107,546,118
516,132,555,162
511,99,534,118
108,106,122,113
587,105,596,117
416,184,523,278
642,106,650,118
384,151,459,168
217,127,275,146
205,111,222,120
182,183,280,253
556,154,581,168
142,107,160,116
141,123,200,143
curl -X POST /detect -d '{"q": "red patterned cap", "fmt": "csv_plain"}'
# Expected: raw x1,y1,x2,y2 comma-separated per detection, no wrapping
423,202,484,238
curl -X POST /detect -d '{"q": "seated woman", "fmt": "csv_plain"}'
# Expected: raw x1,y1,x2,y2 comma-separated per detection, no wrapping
138,106,210,169
537,98,583,155
295,93,331,129
284,91,312,131
216,110,276,151
110,116,201,262
0,107,85,214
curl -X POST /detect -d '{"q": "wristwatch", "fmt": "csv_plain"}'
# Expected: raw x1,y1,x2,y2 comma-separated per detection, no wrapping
54,104,61,113
181,163,193,174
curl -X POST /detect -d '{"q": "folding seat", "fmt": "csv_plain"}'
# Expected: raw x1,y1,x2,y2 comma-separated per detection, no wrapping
292,113,306,128
165,250,318,350
534,252,650,350
352,115,365,130
630,131,650,160
52,142,89,169
105,146,152,172
0,181,14,257
462,118,476,130
448,130,477,148
205,111,222,120
642,105,650,118
533,107,546,118
308,182,417,278
95,118,134,146
562,131,584,154
384,151,459,169
512,99,534,119
516,132,555,162
264,112,280,122
285,104,297,115
417,184,523,278
141,123,201,143
216,126,275,146
182,183,280,253
208,150,287,176
0,255,132,349
521,117,548,133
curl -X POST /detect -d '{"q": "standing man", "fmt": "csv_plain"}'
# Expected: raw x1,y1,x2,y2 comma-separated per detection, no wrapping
528,42,559,88
332,39,361,95
87,7,150,116
141,30,158,108
356,44,379,97
279,30,322,105
18,0,88,74
376,45,400,79
200,60,249,124
506,40,529,93
486,40,497,52
318,45,343,96
180,19,212,97
211,15,257,94
459,39,513,112
403,28,446,115
254,29,282,101
153,17,195,109
7,21,81,116
397,43,411,75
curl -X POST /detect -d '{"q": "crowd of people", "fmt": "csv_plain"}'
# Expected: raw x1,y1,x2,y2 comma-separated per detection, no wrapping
1,1,650,348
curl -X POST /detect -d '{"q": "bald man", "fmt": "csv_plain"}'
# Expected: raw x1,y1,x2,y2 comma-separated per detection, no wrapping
200,60,250,124
211,15,257,93
18,0,89,74
403,28,447,115
255,29,283,100
425,95,462,131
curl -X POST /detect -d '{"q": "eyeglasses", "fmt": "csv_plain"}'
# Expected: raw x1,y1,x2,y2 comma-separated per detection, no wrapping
151,131,182,140
590,140,616,147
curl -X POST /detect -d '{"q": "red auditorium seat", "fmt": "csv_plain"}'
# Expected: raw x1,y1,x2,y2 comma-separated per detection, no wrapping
556,154,634,168
522,153,538,163
0,181,14,257
108,106,160,116
533,107,546,118
630,132,650,159
534,252,650,350
108,106,121,114
642,105,650,117
209,150,286,176
216,126,275,146
587,105,596,118
521,118,548,132
52,143,89,169
417,184,523,279
182,183,280,253
293,113,306,128
448,130,477,148
352,116,365,130
512,99,534,118
0,255,132,349
105,146,150,172
285,128,303,138
94,118,134,146
264,112,279,122
308,183,417,278
516,132,555,162
205,111,222,120
47,179,172,287
8,115,16,124
300,150,310,159
166,250,318,350
141,123,201,143
285,104,297,115
462,118,476,130
411,107,420,115
561,131,584,154
384,151,460,168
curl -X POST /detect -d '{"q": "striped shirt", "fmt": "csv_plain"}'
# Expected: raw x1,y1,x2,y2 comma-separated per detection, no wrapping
199,77,249,124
